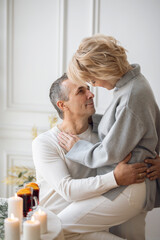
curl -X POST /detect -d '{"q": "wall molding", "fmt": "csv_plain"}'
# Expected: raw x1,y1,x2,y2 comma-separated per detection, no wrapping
90,0,100,35
0,124,48,140
89,0,100,108
57,0,67,76
5,0,62,113
5,0,99,112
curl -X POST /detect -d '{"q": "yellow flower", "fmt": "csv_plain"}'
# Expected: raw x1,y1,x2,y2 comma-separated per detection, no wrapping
32,125,38,140
48,114,58,128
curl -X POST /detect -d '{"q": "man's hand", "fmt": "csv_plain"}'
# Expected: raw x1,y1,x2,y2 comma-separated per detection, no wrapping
145,155,160,180
57,132,80,152
114,154,148,186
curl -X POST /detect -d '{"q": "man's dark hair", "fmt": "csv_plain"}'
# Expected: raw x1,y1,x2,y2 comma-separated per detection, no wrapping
49,73,69,119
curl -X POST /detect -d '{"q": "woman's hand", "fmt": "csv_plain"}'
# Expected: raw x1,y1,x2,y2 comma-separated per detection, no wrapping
57,132,80,152
145,155,160,180
114,154,148,186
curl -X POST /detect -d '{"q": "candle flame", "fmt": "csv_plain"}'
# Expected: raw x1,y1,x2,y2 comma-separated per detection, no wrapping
31,216,35,222
38,208,42,214
15,193,17,197
11,213,15,219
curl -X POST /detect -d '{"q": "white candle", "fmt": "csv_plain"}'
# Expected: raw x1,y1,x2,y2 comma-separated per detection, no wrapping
8,194,23,231
5,213,20,240
33,208,47,234
23,216,40,240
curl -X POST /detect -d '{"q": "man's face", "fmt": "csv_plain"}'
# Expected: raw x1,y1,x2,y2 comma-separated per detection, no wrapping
62,79,95,118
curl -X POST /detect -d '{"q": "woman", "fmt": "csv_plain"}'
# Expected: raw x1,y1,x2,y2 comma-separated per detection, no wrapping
58,35,160,238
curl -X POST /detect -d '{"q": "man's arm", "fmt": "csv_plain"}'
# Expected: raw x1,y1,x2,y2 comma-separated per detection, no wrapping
114,153,147,185
145,156,160,180
32,136,118,202
32,137,147,202
145,155,160,208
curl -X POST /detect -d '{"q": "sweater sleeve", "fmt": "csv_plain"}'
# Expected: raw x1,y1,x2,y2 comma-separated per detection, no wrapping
32,137,118,202
66,106,146,168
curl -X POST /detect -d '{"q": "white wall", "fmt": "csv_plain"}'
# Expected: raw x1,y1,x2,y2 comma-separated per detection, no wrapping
0,0,160,239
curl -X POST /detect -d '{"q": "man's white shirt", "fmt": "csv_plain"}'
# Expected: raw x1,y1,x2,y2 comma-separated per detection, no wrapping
32,125,118,214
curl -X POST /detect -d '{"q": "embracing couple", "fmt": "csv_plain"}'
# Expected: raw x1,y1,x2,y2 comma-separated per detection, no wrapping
32,35,160,240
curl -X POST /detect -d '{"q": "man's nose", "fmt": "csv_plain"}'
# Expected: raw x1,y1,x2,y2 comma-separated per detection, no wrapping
87,90,94,98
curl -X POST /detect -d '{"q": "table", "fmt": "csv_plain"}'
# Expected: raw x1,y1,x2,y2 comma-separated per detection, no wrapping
0,198,64,240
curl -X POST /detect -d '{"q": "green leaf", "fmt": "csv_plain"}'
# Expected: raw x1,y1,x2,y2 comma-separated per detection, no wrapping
18,170,27,178
28,176,34,182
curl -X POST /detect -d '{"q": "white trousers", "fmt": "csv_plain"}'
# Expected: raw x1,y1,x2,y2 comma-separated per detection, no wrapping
63,231,125,240
58,182,146,240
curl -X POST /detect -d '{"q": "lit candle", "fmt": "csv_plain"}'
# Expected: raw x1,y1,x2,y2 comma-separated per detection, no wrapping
33,208,47,234
23,216,40,240
8,194,23,231
5,213,20,240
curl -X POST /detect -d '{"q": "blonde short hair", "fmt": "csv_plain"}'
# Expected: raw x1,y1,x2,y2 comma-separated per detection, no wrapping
68,34,131,85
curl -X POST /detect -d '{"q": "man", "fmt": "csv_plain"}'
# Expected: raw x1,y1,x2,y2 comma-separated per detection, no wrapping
32,73,148,240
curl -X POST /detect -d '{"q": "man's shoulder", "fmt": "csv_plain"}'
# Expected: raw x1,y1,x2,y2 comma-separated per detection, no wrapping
32,127,61,162
32,127,58,148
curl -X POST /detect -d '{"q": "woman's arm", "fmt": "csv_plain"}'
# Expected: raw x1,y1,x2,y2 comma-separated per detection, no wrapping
59,106,145,168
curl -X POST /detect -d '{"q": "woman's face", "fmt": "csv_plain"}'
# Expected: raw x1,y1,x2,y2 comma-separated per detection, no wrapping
89,79,114,90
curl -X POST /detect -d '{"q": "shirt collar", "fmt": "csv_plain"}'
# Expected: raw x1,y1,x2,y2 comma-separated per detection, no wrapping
115,64,140,91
